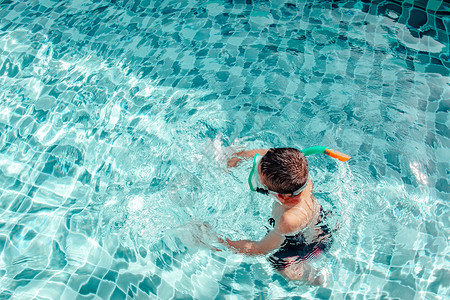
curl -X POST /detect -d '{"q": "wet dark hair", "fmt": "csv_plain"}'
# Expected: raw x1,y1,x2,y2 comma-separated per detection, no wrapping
260,148,309,194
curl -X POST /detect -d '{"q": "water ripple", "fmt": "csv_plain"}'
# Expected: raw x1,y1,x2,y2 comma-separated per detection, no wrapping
0,0,448,298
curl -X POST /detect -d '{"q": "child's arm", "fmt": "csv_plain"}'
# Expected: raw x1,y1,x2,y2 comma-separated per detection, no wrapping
217,227,284,255
227,149,268,168
216,208,310,255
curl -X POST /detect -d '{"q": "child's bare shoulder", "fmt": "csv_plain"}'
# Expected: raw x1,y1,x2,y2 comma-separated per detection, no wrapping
277,210,309,235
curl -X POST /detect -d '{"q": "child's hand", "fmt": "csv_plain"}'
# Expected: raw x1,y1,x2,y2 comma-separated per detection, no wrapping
180,221,225,252
227,149,267,168
227,156,242,168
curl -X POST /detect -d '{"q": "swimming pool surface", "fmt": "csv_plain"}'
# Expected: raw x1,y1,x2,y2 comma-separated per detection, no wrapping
0,0,449,298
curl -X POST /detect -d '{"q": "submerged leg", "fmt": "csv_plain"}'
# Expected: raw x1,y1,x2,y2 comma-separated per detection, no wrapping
279,261,328,286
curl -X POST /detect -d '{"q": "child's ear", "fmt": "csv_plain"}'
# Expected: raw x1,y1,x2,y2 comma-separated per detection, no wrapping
277,194,289,201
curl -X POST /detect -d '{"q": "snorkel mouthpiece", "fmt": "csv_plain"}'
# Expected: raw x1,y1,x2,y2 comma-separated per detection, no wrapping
300,146,351,162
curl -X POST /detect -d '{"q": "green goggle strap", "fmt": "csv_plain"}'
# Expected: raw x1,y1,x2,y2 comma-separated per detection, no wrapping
247,153,260,192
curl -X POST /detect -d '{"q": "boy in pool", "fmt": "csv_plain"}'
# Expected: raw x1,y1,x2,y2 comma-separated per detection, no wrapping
218,147,341,285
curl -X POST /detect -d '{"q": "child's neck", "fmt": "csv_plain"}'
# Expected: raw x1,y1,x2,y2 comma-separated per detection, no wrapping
280,194,302,207
280,186,312,207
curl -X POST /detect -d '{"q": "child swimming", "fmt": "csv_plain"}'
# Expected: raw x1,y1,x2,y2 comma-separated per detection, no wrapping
219,147,349,285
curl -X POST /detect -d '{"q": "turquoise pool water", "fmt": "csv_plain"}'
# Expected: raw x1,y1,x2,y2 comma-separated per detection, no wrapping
0,0,449,298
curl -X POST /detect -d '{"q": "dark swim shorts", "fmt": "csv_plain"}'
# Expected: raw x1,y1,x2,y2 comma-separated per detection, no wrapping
267,209,333,271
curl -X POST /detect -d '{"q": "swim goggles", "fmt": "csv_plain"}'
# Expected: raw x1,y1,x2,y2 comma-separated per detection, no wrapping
248,146,350,196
